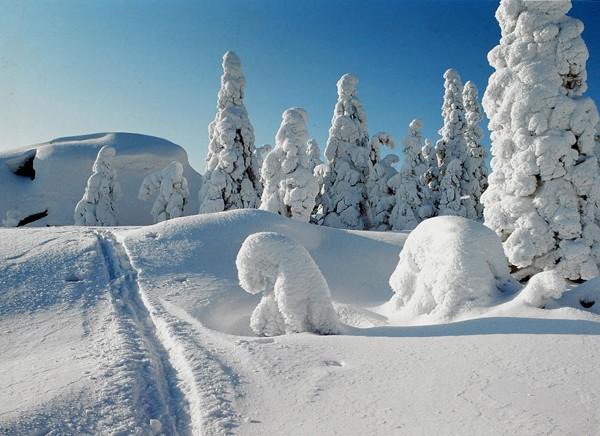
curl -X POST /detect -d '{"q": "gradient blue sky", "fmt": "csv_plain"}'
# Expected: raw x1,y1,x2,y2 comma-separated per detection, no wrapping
1,0,599,171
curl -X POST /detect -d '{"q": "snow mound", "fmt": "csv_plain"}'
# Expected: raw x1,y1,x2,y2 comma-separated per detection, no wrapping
388,216,520,320
517,271,567,309
236,232,340,336
0,132,202,226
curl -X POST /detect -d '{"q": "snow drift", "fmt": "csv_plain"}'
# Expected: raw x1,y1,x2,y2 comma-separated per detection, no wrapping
236,232,340,336
388,216,520,320
0,132,202,226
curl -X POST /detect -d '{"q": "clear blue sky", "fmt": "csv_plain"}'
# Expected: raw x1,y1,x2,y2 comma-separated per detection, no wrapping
1,0,599,172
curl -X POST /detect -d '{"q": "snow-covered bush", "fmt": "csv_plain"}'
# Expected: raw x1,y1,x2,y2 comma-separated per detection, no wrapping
138,161,189,223
517,271,567,309
74,145,121,226
2,209,20,227
259,108,320,222
389,216,520,319
462,81,488,219
199,51,262,213
436,69,474,218
319,74,372,230
482,0,600,281
367,133,397,230
236,232,340,336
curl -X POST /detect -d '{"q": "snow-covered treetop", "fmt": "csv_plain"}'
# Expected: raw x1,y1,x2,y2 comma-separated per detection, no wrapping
437,69,468,165
370,132,395,165
217,51,245,108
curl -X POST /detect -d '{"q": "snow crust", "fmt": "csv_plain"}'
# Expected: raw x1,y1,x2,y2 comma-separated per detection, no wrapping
482,0,600,280
388,216,520,320
236,232,340,336
138,161,189,223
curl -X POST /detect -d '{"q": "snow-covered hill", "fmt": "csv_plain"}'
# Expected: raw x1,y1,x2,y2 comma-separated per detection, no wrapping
0,133,202,226
1,210,600,435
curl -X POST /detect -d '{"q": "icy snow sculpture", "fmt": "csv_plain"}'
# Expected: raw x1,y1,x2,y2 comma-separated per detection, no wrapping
389,216,520,319
236,232,340,336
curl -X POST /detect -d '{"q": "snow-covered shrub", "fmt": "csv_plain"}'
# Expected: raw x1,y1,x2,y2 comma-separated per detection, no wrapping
436,69,474,218
259,108,320,222
367,133,397,230
389,216,520,319
236,232,340,336
319,74,372,230
74,145,121,226
482,0,600,281
138,161,189,223
2,209,20,227
199,51,262,213
517,271,567,309
462,81,488,219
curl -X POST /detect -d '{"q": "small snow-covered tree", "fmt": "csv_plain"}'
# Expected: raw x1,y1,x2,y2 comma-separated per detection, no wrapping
388,167,419,230
482,0,600,280
254,144,273,171
438,159,468,217
236,232,340,336
436,69,474,218
367,133,397,230
199,51,262,213
421,138,440,214
462,80,488,219
306,139,325,220
74,145,121,226
319,74,372,230
259,108,320,222
138,161,189,223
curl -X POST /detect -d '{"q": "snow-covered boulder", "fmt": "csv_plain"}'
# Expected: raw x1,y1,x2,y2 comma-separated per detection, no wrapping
389,216,520,319
138,161,189,223
0,132,202,226
236,232,340,336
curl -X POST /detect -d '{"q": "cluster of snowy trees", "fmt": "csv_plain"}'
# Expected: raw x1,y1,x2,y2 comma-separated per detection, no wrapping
198,53,489,231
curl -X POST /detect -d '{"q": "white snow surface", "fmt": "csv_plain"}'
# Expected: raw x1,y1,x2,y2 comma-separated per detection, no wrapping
0,132,202,226
2,209,600,435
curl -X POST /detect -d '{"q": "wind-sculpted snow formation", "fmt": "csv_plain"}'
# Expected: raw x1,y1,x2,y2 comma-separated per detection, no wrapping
388,216,520,320
138,161,189,223
319,74,372,230
74,145,121,226
259,108,320,222
482,0,600,280
236,232,340,336
199,51,262,213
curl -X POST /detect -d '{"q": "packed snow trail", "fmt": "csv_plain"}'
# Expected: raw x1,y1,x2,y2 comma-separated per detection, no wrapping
94,230,190,435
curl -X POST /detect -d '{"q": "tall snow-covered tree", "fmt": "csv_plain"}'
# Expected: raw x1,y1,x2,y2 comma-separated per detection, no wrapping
199,51,262,213
259,108,320,222
319,74,372,229
74,145,121,226
367,132,397,230
482,0,600,280
462,80,488,219
138,161,189,223
436,69,475,218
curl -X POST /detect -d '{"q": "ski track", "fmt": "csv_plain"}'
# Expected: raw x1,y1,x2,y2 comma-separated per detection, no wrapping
93,230,191,435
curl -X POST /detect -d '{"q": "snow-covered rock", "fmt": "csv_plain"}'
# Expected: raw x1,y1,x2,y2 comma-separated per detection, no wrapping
482,0,600,280
236,232,340,336
199,51,262,213
0,132,201,226
138,161,189,223
388,216,520,320
74,145,121,226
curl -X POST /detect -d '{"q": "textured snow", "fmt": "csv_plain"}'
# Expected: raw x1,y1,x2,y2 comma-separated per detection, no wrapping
388,216,520,320
236,232,340,336
138,161,189,223
482,0,600,280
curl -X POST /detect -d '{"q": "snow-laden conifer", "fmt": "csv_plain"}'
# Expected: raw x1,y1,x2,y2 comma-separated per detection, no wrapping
74,145,121,226
482,0,600,280
367,133,397,230
138,161,189,223
199,51,262,213
319,74,371,230
259,108,319,222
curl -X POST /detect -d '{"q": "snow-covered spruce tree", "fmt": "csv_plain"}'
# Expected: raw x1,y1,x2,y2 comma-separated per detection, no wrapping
319,74,372,230
436,69,476,218
438,159,468,217
421,138,440,214
367,133,397,230
236,232,340,336
306,139,325,220
259,108,320,222
462,80,488,219
74,145,121,226
198,51,262,213
254,144,273,171
138,161,189,223
482,0,600,280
